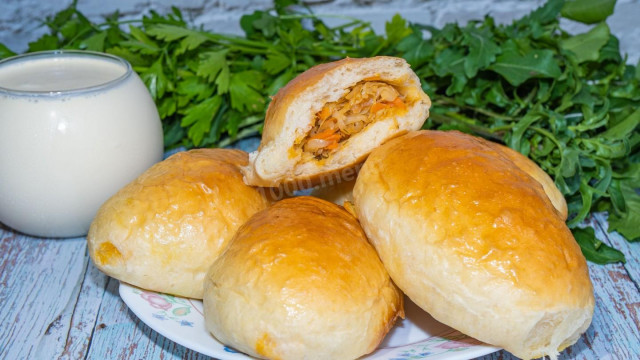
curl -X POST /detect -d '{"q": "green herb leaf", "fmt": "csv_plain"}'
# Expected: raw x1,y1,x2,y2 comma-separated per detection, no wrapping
433,48,467,95
240,11,263,37
562,0,617,24
599,34,622,63
489,47,562,86
163,119,185,148
608,176,640,241
215,64,230,94
609,194,640,241
527,0,566,24
139,59,168,100
573,227,626,264
274,0,298,13
601,108,640,140
181,96,223,146
462,25,501,78
385,14,412,46
81,31,107,51
568,180,595,227
106,46,147,67
229,70,266,113
177,76,214,102
129,25,159,47
0,43,16,59
118,39,162,55
197,50,228,82
560,22,610,63
396,26,434,68
508,110,542,153
27,35,59,52
146,24,205,43
266,68,295,96
253,12,278,37
264,51,292,75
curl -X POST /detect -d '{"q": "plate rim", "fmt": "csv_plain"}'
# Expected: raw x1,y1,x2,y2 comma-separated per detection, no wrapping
119,281,501,360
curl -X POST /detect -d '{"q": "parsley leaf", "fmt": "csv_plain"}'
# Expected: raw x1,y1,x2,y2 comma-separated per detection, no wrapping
264,51,292,75
385,14,412,46
181,96,223,146
139,59,168,100
229,70,265,113
197,50,228,82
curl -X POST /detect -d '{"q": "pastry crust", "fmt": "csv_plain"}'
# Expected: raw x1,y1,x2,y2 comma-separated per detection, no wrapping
353,130,594,360
485,142,568,220
87,149,271,299
203,196,404,360
310,138,567,219
243,56,431,190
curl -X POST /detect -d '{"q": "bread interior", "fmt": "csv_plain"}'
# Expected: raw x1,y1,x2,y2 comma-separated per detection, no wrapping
294,79,411,161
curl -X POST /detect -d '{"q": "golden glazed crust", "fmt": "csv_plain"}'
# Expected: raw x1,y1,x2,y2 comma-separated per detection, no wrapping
484,141,568,220
353,130,594,360
203,196,404,360
243,56,431,190
87,149,271,299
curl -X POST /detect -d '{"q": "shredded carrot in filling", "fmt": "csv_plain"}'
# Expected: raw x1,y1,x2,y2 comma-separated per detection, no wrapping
370,102,389,113
317,106,332,122
308,128,339,141
301,81,407,159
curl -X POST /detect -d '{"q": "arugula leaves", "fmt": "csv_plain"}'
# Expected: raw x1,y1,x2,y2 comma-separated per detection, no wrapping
1,0,637,264
574,227,626,264
560,22,610,63
490,47,562,86
562,0,616,24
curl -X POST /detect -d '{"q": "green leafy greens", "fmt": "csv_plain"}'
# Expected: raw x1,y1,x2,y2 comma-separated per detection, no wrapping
1,0,637,264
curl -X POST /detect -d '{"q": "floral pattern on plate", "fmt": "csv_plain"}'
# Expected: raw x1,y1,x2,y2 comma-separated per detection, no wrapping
133,288,194,326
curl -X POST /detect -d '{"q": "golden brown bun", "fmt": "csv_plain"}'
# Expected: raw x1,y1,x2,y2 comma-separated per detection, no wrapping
203,196,404,360
243,56,431,189
484,142,568,220
87,149,271,299
353,130,594,360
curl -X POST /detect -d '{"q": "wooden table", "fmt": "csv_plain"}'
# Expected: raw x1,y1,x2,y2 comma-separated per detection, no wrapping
1,140,639,359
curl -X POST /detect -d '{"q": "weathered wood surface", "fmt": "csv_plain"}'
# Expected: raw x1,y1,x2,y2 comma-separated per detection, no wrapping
1,211,639,360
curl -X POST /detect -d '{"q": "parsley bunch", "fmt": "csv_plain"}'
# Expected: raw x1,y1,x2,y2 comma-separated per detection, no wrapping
1,0,637,264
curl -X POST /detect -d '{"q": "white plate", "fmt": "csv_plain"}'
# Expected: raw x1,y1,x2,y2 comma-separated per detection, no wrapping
120,282,500,360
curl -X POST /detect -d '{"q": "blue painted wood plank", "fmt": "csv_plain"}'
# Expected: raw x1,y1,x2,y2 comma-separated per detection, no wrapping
55,258,110,360
84,276,212,359
0,226,87,360
590,212,640,286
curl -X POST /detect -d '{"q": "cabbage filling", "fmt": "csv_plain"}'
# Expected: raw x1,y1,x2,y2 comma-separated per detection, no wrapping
300,81,407,160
